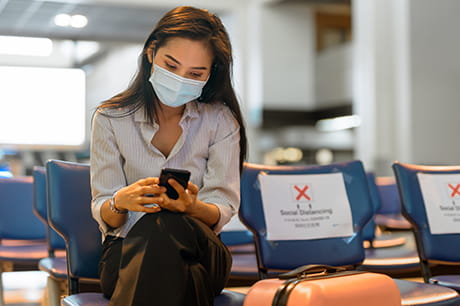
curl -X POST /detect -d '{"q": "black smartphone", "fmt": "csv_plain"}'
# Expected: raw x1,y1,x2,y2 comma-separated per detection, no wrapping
159,168,191,200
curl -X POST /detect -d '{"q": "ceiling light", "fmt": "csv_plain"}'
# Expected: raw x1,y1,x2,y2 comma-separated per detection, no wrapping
71,15,88,28
0,36,53,56
54,14,88,28
316,115,361,132
54,14,71,27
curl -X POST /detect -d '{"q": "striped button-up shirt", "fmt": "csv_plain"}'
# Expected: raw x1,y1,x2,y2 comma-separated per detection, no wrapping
90,101,241,240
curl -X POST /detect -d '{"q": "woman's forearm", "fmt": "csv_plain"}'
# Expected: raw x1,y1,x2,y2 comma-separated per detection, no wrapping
187,199,220,228
101,199,128,229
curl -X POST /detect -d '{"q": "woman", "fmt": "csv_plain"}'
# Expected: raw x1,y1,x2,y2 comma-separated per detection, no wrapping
90,6,247,306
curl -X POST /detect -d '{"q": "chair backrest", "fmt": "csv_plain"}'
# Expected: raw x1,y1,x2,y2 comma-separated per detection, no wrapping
362,172,381,242
239,160,373,277
220,230,254,246
376,176,402,214
392,161,460,265
46,160,101,284
32,166,66,252
0,176,46,240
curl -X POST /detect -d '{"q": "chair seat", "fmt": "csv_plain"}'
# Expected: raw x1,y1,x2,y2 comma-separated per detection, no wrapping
214,290,246,305
62,292,108,306
361,247,420,275
364,233,407,249
375,213,412,230
231,253,258,276
62,289,245,306
431,275,460,292
0,242,48,262
360,231,420,277
39,256,67,279
39,256,100,285
221,230,254,246
0,239,47,246
395,279,460,305
227,243,255,254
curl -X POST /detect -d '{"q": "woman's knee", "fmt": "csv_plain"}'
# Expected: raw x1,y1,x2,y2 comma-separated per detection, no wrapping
128,211,199,238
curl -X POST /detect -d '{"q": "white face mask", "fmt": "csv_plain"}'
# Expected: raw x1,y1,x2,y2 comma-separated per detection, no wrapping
149,64,207,108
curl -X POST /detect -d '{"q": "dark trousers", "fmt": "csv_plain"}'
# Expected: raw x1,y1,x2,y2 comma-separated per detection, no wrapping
99,211,232,306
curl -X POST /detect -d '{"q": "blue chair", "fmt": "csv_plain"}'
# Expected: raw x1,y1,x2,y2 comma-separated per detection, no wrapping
359,173,420,277
221,230,254,248
393,161,460,291
32,166,68,306
374,176,412,230
226,172,419,284
363,173,406,246
364,172,408,246
0,176,48,305
361,172,381,243
222,230,255,257
220,229,259,286
46,159,245,306
221,229,257,285
239,160,460,305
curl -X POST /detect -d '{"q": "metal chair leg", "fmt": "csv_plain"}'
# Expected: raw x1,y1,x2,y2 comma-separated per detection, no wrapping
45,276,66,306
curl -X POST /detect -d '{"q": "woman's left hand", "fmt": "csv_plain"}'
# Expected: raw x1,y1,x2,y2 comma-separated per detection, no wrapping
158,179,199,214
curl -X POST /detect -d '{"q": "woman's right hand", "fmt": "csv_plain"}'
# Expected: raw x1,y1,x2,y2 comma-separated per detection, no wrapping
112,177,166,213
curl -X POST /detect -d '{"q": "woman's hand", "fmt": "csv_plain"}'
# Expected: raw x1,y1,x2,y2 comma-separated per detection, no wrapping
113,177,166,213
158,179,199,213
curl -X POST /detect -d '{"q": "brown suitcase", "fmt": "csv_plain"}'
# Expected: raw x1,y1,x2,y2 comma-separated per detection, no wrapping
244,265,401,306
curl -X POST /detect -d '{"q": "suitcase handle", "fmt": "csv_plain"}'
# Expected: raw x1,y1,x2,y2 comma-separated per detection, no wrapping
278,264,348,280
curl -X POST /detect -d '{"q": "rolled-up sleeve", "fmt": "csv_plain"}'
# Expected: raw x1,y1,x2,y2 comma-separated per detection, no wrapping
90,111,127,236
199,107,241,234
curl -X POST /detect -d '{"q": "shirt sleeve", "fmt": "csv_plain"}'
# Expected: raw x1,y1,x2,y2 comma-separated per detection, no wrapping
90,110,127,236
199,106,241,234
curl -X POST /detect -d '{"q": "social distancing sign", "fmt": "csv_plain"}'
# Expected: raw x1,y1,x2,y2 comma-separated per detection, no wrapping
258,172,353,241
418,173,460,234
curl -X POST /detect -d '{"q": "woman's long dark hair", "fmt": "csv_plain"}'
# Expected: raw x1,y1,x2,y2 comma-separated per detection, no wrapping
98,6,247,171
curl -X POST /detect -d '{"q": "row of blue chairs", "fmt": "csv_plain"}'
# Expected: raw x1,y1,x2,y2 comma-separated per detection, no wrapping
0,160,245,306
1,159,460,305
238,161,460,305
0,175,50,306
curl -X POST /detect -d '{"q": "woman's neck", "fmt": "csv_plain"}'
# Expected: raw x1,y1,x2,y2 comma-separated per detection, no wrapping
157,104,185,122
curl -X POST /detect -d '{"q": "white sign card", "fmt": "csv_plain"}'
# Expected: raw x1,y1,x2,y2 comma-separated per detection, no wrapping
417,173,460,234
258,172,353,241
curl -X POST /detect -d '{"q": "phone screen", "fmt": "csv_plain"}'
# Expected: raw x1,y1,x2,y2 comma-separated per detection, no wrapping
159,168,191,200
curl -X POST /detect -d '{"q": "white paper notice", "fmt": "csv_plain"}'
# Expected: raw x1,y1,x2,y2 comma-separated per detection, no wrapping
258,172,353,241
417,173,460,234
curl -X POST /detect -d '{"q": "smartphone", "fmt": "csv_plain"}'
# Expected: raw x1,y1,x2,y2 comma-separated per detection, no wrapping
159,168,191,200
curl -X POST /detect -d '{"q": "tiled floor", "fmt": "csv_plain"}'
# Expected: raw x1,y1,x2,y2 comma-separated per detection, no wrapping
2,271,47,306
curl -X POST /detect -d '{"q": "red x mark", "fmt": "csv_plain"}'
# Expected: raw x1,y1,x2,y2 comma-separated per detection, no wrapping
294,185,311,201
448,184,460,197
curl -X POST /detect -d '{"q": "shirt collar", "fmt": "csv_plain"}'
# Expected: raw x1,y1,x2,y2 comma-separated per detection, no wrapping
134,101,200,123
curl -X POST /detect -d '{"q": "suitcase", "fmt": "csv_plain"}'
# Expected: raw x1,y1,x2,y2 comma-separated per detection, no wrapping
244,264,401,306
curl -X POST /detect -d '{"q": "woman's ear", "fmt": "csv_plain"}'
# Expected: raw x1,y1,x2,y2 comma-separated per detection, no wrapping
146,44,154,64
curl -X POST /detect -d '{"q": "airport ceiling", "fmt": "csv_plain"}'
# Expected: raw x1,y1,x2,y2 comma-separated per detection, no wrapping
0,0,169,43
0,0,350,43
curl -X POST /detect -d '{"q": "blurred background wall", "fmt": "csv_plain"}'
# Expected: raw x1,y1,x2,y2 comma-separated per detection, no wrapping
0,0,459,177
